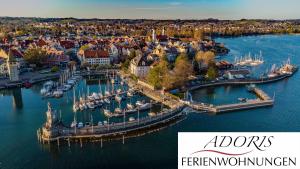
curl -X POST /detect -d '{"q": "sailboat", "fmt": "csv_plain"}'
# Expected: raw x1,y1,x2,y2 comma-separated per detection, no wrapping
73,89,79,112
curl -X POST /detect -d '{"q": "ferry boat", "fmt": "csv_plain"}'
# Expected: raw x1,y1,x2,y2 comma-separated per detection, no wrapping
267,59,297,78
278,58,297,75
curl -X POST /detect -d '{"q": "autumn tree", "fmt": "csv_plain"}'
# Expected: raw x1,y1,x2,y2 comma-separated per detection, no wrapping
166,53,194,89
24,47,47,67
195,51,215,71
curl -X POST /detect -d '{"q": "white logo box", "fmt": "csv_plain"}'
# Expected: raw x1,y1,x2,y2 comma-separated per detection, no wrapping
178,132,300,169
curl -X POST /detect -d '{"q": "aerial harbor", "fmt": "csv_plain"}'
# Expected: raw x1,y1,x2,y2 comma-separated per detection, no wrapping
1,1,300,169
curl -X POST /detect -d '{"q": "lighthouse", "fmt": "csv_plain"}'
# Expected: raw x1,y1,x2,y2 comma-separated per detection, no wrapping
7,49,19,81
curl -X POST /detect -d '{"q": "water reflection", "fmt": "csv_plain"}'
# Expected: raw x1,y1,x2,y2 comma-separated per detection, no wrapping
0,88,23,110
12,88,23,109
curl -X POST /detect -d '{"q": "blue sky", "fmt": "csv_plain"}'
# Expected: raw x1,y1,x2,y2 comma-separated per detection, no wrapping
0,0,299,19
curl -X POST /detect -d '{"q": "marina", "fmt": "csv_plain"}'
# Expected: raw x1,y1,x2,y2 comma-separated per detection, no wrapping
36,61,295,144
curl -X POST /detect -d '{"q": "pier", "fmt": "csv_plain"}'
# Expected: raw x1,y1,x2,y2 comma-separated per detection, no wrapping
188,68,298,91
37,104,185,144
187,86,274,114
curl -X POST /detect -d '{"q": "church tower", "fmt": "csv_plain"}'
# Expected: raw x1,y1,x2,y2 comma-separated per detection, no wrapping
7,49,19,81
152,29,156,42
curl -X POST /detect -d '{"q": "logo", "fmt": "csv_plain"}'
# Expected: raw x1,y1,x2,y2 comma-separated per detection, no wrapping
178,133,300,169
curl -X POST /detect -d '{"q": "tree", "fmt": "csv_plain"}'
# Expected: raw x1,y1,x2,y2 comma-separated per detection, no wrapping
164,53,194,89
147,56,170,89
147,66,162,89
206,66,217,80
24,47,47,67
195,51,215,71
51,66,59,73
194,29,204,40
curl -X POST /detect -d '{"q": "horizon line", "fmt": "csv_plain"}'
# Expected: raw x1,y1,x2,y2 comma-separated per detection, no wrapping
1,16,300,21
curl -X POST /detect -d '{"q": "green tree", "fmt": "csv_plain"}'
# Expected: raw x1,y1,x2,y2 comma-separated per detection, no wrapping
206,66,217,80
24,47,47,67
51,66,59,73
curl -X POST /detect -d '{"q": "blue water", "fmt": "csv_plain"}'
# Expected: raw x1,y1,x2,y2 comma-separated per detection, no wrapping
0,35,300,169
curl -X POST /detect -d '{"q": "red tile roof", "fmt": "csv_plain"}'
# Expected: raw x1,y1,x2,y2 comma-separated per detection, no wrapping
84,50,109,58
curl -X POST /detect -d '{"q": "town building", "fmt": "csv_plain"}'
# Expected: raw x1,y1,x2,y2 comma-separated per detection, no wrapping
130,54,152,78
7,50,20,81
80,49,110,65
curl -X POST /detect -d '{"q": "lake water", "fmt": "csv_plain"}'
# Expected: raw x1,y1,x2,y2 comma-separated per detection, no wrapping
0,35,300,169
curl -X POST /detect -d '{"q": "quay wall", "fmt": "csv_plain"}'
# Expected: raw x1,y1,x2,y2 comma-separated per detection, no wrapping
188,73,296,91
38,107,185,144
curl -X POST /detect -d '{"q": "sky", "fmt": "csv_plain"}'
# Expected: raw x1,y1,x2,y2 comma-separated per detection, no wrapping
0,0,300,20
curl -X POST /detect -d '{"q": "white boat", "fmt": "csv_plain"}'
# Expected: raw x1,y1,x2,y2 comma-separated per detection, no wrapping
87,101,96,109
115,95,122,102
78,122,84,128
235,52,264,67
104,98,110,104
105,91,111,96
92,92,100,100
114,108,122,114
71,120,77,128
127,89,134,97
127,103,134,110
279,58,295,75
140,103,151,110
136,101,143,107
129,117,135,122
103,109,112,117
148,112,156,117
40,88,47,95
98,93,103,99
116,89,122,94
53,90,63,98
73,104,80,112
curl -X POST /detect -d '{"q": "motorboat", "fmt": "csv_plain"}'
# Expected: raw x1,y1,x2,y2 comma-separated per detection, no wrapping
104,98,110,104
136,101,143,107
148,112,157,117
53,90,63,98
127,103,134,110
115,95,122,102
114,108,122,114
129,117,135,122
78,122,84,128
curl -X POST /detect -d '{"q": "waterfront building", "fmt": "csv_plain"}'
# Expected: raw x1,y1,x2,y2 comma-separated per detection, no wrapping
224,69,250,80
6,50,20,81
130,54,152,78
81,49,111,65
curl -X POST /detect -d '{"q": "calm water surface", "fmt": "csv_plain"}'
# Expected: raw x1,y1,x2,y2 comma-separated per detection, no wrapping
0,35,300,169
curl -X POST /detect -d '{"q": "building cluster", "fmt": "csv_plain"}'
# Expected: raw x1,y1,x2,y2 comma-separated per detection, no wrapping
0,20,226,81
